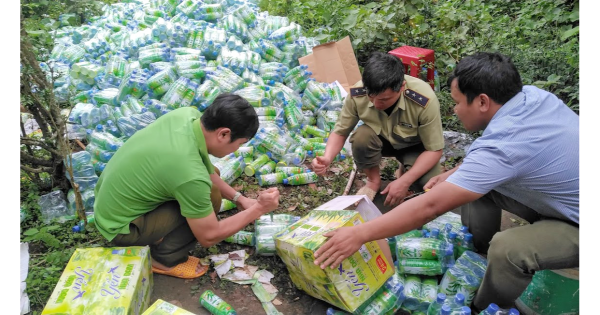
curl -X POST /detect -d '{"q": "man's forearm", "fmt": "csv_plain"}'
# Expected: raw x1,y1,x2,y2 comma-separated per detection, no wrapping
324,132,348,161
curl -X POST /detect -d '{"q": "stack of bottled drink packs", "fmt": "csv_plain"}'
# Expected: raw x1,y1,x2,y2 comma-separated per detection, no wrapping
42,0,361,219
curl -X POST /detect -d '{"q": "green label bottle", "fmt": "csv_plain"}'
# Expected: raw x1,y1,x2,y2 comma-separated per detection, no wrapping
244,154,271,176
199,290,237,315
283,172,318,185
257,172,287,187
224,231,255,246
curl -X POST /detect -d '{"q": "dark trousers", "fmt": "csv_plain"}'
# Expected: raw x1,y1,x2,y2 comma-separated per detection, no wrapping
112,170,222,267
459,190,579,309
349,124,442,190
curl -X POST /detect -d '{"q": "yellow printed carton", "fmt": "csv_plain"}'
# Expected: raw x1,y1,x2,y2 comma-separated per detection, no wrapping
142,299,196,315
274,210,394,313
42,246,153,315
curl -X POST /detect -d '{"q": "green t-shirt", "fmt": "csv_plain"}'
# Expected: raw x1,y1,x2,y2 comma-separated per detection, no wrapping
94,107,215,241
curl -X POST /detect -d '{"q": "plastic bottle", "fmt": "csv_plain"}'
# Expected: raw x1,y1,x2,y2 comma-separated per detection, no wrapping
427,293,447,315
224,231,255,246
244,154,271,176
479,303,500,315
255,160,276,177
429,228,440,239
453,306,472,315
283,172,318,185
199,290,237,315
447,293,466,310
86,128,123,151
457,233,475,258
72,215,96,232
326,308,350,315
439,305,452,315
257,172,286,187
274,166,306,176
301,124,328,138
219,199,237,213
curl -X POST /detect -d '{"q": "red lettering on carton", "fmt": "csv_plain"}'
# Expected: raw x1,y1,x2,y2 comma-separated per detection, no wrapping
376,255,387,274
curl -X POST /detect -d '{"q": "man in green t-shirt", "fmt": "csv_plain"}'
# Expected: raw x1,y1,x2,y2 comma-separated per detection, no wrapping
94,93,280,279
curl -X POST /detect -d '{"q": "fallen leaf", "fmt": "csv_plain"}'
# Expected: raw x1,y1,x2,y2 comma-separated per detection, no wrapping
327,188,333,195
210,271,218,283
168,300,183,308
308,183,317,190
272,298,283,306
287,203,298,211
233,185,244,190
330,167,342,174
293,297,300,302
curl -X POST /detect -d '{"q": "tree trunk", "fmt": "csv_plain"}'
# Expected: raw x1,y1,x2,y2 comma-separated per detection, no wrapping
20,18,85,221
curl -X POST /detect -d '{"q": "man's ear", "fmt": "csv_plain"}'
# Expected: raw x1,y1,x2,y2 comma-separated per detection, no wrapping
217,127,232,142
478,94,491,113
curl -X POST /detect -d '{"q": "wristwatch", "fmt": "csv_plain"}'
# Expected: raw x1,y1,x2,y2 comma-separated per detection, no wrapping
232,191,243,203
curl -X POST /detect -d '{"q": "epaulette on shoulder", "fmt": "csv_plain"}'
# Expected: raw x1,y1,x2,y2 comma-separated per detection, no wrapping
404,89,430,108
350,87,367,97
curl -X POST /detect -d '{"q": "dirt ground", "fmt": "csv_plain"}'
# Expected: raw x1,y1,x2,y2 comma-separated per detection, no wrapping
149,176,528,315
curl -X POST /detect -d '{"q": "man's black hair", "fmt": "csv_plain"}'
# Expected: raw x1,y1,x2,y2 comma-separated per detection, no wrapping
448,52,523,105
201,93,259,142
362,51,405,96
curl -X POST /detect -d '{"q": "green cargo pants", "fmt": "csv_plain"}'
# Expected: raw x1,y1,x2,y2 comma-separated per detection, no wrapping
458,190,579,310
349,124,442,190
111,171,222,268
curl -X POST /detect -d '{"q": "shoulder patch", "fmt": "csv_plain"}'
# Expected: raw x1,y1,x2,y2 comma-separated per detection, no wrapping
350,87,367,97
404,89,430,108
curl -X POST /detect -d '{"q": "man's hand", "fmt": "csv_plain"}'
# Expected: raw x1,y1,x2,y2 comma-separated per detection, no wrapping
256,187,280,214
423,172,452,191
313,226,365,269
311,156,332,175
380,179,410,207
236,196,257,211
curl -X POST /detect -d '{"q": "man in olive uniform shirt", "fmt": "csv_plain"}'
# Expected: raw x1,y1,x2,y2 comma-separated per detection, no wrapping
311,52,444,206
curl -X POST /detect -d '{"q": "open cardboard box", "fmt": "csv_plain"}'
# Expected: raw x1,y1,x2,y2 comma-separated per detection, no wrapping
274,195,394,313
299,36,362,94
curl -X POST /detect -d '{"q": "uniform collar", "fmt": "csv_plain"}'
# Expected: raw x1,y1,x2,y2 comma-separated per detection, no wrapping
192,118,215,174
368,80,408,113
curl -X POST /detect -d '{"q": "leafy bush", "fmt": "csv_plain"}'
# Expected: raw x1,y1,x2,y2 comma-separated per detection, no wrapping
259,0,579,124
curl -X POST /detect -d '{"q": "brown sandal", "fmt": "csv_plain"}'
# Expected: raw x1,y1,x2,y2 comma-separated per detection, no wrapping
356,186,378,201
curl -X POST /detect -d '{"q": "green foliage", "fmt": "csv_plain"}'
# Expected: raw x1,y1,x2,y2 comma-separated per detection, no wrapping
23,226,63,249
259,0,579,118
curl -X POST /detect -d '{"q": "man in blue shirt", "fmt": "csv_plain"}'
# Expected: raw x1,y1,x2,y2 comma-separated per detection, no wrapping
312,52,579,311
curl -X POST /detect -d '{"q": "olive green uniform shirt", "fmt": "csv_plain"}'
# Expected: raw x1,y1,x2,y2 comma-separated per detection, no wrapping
94,107,215,241
332,75,444,151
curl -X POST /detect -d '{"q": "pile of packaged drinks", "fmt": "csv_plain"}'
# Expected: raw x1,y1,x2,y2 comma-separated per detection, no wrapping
42,0,356,218
322,211,520,315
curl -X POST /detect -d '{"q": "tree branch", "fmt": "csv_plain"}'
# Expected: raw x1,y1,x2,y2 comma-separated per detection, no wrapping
20,138,62,157
20,151,54,167
21,164,53,174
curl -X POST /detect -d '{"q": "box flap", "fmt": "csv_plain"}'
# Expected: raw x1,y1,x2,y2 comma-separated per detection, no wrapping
314,195,382,222
298,36,362,94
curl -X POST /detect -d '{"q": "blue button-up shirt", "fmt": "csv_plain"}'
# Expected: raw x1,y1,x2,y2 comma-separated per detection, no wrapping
447,86,579,224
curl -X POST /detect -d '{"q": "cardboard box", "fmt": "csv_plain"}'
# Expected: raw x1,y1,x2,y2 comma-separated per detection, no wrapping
142,299,196,315
299,36,362,94
42,246,153,315
274,197,394,313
